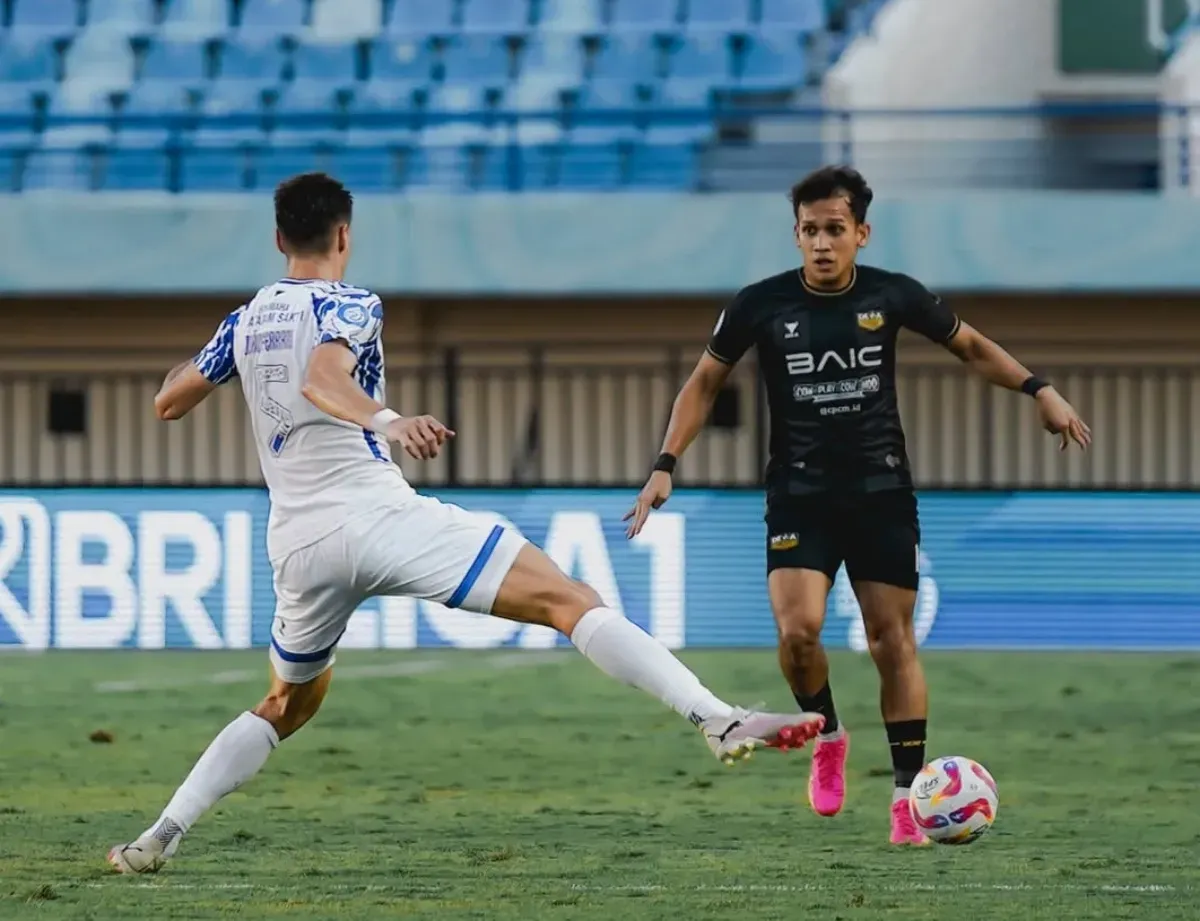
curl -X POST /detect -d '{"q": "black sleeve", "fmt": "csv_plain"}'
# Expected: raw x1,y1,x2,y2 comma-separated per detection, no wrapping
898,275,961,345
706,285,758,365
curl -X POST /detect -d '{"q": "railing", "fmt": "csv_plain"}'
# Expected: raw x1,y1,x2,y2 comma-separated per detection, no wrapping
2,101,1193,192
2,345,1199,489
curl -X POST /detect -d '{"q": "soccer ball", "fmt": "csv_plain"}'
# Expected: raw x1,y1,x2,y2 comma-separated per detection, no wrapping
907,756,999,845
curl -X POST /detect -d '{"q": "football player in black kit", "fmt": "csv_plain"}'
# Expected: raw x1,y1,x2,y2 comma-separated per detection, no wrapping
625,166,1091,845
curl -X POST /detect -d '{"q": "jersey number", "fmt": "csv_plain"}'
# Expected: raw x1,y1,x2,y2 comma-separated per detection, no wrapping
256,364,295,456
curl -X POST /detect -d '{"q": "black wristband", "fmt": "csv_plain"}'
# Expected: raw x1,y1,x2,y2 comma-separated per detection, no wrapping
653,452,677,475
1020,376,1050,398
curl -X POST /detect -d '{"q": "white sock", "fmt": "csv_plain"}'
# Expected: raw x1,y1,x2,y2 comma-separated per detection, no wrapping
893,787,910,804
144,711,279,838
570,608,733,723
818,725,845,742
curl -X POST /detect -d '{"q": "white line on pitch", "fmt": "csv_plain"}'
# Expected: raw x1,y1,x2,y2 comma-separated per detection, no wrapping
94,650,569,693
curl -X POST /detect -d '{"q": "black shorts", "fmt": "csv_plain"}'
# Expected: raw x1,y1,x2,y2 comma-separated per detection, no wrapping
764,489,920,590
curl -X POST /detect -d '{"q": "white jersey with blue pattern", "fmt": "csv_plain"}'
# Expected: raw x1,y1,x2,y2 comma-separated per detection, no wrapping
194,278,414,561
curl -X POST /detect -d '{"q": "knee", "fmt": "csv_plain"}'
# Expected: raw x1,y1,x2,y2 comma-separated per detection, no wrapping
864,616,917,668
540,579,603,636
776,610,824,658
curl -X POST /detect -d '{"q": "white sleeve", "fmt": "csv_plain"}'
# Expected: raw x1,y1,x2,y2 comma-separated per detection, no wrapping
312,291,383,359
192,307,243,385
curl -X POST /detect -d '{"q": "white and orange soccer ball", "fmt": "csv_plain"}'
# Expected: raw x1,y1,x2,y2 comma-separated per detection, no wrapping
907,756,999,845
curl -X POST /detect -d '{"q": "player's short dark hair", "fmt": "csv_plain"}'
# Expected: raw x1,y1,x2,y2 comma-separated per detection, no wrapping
274,172,354,254
789,166,874,224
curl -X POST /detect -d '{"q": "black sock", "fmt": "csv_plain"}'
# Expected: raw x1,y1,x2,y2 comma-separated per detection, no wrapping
793,682,839,734
886,719,927,789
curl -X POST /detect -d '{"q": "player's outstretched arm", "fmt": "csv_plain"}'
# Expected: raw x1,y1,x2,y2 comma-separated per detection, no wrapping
625,352,732,538
154,359,218,421
302,341,454,460
945,322,1092,452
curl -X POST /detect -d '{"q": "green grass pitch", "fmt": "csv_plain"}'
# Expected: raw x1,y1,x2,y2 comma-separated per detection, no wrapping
1,649,1197,920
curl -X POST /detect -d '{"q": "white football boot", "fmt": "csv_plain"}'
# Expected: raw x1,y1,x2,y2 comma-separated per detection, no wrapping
699,707,825,765
107,819,184,874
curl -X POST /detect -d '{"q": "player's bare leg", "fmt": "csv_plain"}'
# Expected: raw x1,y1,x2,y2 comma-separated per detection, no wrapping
770,568,849,816
108,666,333,873
491,544,824,764
854,580,930,846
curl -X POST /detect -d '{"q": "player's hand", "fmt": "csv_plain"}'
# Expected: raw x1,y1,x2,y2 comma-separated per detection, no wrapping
1035,388,1091,451
386,414,455,460
624,471,672,539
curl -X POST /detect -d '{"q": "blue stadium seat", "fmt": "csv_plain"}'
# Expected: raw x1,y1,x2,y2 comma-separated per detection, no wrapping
568,122,637,144
368,37,435,84
271,81,349,124
23,146,100,191
86,0,157,34
63,31,137,90
180,139,252,190
459,0,529,35
441,35,512,86
161,0,231,38
386,0,454,37
628,140,696,188
424,84,491,114
657,77,712,108
0,36,60,86
558,142,622,189
737,34,806,90
216,36,287,85
199,80,269,119
238,0,307,34
590,35,660,84
406,141,472,191
0,84,41,119
519,33,584,85
685,0,752,32
140,38,210,83
310,0,382,41
609,0,680,33
349,80,421,117
757,0,825,32
504,79,565,113
9,0,81,37
120,82,197,122
572,79,643,114
537,0,603,33
103,139,173,190
0,139,32,193
330,129,408,190
253,131,333,189
665,33,730,85
292,39,360,84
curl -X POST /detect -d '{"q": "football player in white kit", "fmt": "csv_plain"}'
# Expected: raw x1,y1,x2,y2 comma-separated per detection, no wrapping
108,174,824,874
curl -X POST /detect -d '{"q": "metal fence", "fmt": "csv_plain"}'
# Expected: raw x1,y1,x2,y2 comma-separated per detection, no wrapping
2,346,1198,489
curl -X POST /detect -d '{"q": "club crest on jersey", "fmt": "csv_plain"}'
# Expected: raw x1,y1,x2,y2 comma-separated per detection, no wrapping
857,310,885,332
782,321,800,340
769,533,799,551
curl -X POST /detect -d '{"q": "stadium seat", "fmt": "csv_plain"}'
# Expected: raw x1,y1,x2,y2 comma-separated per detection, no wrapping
140,38,211,84
664,33,731,85
238,0,307,34
215,36,287,86
459,0,529,35
685,0,752,32
271,81,350,126
628,139,697,188
590,35,661,84
199,80,270,120
519,34,585,85
424,84,491,114
9,0,82,37
440,35,513,86
85,0,157,35
572,79,644,115
386,0,455,37
757,0,825,33
0,36,61,86
367,37,436,85
558,142,623,189
161,0,231,39
103,138,174,190
63,31,137,91
406,141,472,191
309,0,382,41
24,147,101,191
291,39,360,84
609,0,680,33
120,82,198,123
0,139,32,193
504,78,566,114
537,0,603,33
0,84,41,119
349,80,421,118
180,138,252,190
737,34,807,90
252,131,332,189
330,129,408,191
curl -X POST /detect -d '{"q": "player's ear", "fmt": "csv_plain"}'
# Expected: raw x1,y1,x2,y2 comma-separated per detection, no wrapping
337,224,350,255
275,229,287,256
857,221,871,250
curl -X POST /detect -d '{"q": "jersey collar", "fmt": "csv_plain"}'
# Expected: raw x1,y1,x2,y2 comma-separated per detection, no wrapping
798,265,857,297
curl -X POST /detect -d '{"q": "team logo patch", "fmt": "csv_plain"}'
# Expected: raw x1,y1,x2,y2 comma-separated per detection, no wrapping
769,533,799,551
857,310,885,332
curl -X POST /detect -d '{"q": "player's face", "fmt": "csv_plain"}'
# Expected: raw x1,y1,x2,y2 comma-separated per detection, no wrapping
794,197,869,289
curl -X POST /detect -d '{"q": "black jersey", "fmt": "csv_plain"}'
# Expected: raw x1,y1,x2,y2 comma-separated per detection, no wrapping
707,264,961,497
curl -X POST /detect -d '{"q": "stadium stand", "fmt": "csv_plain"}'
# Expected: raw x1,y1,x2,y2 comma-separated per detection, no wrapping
0,0,884,192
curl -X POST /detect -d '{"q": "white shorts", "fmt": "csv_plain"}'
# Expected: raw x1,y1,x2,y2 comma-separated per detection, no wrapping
267,495,527,683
